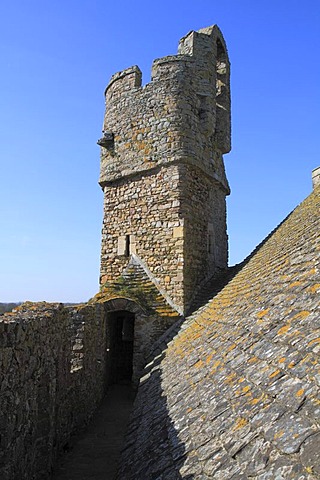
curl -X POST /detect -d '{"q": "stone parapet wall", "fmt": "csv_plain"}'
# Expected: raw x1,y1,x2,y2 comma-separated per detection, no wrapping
0,302,106,480
0,294,180,479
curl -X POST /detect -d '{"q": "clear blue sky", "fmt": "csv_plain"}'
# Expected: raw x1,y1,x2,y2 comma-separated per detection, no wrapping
1,1,319,302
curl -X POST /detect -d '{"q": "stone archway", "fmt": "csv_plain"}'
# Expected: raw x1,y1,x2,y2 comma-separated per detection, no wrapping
103,298,146,384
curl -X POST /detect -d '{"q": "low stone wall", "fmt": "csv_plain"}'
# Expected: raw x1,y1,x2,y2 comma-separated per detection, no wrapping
0,302,107,480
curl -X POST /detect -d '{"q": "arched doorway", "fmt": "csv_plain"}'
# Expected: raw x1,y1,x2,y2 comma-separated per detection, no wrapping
106,310,135,384
103,297,146,385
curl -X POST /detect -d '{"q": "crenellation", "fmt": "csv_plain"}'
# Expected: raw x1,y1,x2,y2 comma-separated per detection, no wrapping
151,54,194,81
105,65,142,95
178,30,195,55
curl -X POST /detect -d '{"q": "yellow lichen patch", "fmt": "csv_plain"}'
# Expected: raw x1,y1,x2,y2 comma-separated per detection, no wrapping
277,324,290,335
303,267,316,277
226,343,236,353
189,332,203,342
256,308,270,319
205,353,214,365
194,312,208,323
242,385,251,393
224,374,237,386
233,417,248,430
210,360,221,374
291,310,310,320
257,318,267,325
171,347,184,358
307,283,320,293
280,275,289,281
274,430,285,440
219,297,232,307
137,141,147,151
287,361,295,369
289,280,301,288
248,356,258,364
269,369,281,379
194,359,204,369
308,337,320,347
191,322,204,333
278,357,286,364
306,466,314,474
296,388,305,397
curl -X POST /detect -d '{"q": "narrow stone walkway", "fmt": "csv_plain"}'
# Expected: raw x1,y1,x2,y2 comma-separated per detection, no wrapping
51,384,136,480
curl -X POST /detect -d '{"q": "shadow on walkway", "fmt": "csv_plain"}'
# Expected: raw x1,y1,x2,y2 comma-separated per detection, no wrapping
51,384,136,480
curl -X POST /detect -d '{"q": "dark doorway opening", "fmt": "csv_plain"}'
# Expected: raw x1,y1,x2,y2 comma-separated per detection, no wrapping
106,310,135,384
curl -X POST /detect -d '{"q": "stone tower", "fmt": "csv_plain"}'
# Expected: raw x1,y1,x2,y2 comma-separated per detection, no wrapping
98,25,231,315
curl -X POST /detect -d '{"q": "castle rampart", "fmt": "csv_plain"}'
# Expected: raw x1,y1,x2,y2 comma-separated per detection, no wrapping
0,291,179,479
0,303,107,480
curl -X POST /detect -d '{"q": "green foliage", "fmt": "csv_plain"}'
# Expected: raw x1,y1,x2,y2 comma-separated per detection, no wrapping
0,302,22,314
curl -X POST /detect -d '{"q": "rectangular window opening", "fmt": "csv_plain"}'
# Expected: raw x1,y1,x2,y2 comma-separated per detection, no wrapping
118,234,135,256
125,234,130,257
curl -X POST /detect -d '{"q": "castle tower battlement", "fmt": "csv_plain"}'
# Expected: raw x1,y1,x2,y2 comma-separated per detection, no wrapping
99,25,231,314
99,25,230,189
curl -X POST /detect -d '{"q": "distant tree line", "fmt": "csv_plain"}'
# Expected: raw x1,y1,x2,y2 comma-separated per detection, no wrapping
0,303,22,314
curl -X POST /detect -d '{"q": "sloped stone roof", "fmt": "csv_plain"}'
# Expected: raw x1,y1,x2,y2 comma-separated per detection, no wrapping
90,257,180,319
118,186,320,479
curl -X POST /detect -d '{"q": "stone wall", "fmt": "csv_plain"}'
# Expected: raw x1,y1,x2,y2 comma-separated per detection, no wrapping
0,295,180,479
100,165,184,310
99,25,231,314
181,163,228,311
0,302,107,480
100,161,228,313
